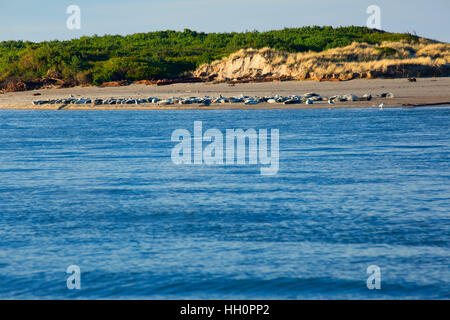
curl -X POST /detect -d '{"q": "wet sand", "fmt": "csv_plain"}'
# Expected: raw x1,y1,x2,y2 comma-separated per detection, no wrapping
1,77,449,110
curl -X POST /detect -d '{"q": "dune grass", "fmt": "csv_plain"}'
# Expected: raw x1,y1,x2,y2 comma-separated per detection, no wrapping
194,40,450,80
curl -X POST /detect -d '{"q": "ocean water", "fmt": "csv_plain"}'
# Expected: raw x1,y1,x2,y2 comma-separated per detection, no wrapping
0,107,449,299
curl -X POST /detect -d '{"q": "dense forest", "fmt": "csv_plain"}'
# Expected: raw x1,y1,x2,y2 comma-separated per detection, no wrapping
0,26,419,88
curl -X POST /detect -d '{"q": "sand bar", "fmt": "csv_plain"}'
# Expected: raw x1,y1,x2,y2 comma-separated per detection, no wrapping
0,77,449,110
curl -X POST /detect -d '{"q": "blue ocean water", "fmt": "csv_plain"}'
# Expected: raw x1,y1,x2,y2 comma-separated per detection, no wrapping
0,107,449,299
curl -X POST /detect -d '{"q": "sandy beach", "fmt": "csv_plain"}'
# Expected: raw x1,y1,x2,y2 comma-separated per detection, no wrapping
1,77,449,110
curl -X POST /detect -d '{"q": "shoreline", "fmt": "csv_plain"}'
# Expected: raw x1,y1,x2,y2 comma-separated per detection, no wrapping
1,99,449,111
1,77,449,110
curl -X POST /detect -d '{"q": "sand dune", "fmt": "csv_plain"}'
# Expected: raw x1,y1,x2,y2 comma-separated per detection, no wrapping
194,41,450,82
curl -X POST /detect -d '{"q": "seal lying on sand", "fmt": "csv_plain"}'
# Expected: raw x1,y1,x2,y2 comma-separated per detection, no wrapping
32,92,395,107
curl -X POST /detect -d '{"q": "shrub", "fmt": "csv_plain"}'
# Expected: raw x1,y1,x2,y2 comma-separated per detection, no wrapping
0,26,422,87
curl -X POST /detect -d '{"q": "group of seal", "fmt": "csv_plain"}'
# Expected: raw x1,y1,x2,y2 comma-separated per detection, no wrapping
33,92,395,106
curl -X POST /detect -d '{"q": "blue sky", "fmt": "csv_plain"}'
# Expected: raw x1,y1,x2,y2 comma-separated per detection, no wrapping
0,0,449,42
